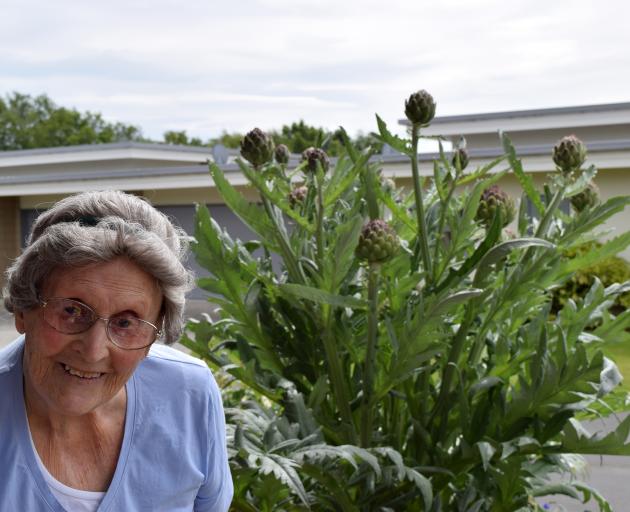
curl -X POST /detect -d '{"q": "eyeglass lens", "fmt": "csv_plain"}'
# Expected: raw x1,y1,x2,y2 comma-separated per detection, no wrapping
43,298,157,349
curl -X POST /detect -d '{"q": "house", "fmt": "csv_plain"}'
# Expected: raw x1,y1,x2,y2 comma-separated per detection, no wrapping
1,102,629,292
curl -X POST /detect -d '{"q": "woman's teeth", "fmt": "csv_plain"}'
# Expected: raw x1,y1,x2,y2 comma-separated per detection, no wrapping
63,364,103,379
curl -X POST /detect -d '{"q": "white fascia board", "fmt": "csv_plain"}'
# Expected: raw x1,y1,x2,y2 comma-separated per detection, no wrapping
0,148,213,168
2,151,628,197
0,171,248,197
421,110,630,137
378,151,630,177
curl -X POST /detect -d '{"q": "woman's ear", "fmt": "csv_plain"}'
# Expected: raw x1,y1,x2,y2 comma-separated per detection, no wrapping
14,310,26,334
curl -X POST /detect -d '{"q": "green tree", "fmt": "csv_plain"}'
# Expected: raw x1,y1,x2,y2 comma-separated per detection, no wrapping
0,92,143,150
163,130,203,146
208,130,243,149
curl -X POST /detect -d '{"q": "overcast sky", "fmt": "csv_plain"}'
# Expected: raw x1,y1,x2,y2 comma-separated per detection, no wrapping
1,0,628,141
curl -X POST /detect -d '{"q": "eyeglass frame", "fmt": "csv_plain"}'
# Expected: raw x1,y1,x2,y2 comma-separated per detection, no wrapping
39,297,162,350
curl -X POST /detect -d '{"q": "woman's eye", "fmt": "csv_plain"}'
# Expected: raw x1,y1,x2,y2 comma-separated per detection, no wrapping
63,306,83,317
113,317,133,329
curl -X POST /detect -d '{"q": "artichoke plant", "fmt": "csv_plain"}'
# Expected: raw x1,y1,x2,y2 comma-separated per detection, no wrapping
184,91,630,511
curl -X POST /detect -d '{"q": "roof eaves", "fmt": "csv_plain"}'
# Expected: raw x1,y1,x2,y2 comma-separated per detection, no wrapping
398,101,630,127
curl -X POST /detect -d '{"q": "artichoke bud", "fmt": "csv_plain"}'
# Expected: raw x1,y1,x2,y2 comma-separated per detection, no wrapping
275,144,290,165
476,185,516,227
288,185,308,208
553,135,587,175
404,89,436,126
240,128,275,167
356,219,400,264
301,147,330,174
451,148,469,171
570,181,600,212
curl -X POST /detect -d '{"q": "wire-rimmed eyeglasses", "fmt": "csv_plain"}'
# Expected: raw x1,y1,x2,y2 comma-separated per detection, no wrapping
40,297,161,350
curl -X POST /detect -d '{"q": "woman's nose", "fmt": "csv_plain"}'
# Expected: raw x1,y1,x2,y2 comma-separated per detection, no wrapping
74,318,111,362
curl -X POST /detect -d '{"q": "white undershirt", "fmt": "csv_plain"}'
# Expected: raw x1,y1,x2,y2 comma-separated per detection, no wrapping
27,424,106,512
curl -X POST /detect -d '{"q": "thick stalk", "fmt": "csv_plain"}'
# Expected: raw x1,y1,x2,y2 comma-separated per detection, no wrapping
535,188,564,239
430,301,476,440
432,182,457,281
315,173,325,269
322,303,357,444
261,196,305,283
360,264,379,446
519,188,564,269
410,125,433,281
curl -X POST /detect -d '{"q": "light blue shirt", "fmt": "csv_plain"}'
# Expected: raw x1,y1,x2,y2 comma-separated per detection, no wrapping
0,336,233,511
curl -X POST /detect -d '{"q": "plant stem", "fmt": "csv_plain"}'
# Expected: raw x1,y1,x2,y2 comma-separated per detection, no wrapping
360,264,379,446
535,188,564,239
315,172,325,269
430,301,476,440
410,125,433,282
321,303,357,444
261,196,305,283
432,181,457,281
520,188,564,266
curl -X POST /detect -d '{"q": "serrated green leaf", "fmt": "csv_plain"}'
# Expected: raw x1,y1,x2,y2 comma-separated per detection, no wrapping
279,283,368,309
474,238,555,287
429,288,483,316
559,196,630,246
208,163,280,250
557,232,630,278
560,415,630,455
337,126,359,162
501,132,544,215
565,164,598,197
237,159,314,233
477,442,496,471
374,114,412,156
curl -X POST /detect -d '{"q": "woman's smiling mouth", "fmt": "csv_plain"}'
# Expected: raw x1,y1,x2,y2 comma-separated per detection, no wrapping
61,363,104,380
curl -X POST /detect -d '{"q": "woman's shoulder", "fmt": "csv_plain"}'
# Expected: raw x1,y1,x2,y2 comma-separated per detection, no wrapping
146,343,208,369
0,336,24,375
138,343,217,395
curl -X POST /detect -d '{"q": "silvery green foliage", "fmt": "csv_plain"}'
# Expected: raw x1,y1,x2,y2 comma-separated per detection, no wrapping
184,105,630,510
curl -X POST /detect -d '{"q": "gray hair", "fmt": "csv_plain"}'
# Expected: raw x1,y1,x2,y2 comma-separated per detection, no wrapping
3,190,195,344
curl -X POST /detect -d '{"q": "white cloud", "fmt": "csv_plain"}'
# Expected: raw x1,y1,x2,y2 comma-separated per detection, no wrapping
1,0,629,139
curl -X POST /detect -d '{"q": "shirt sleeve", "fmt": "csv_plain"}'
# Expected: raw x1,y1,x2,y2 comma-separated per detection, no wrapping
194,369,233,512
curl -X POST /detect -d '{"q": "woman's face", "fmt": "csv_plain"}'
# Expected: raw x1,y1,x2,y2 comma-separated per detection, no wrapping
16,257,163,418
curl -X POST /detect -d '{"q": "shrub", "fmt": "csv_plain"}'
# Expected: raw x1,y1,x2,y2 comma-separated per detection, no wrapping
553,242,630,314
183,92,630,511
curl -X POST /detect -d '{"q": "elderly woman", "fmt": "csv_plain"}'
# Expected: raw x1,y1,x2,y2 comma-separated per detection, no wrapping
0,191,233,511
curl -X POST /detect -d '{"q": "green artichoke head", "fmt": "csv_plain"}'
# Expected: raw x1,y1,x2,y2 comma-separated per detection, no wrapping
288,185,308,208
570,181,600,213
301,147,330,174
356,219,400,264
476,185,516,227
275,144,290,165
553,135,587,175
451,148,469,171
404,90,436,126
240,128,275,167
